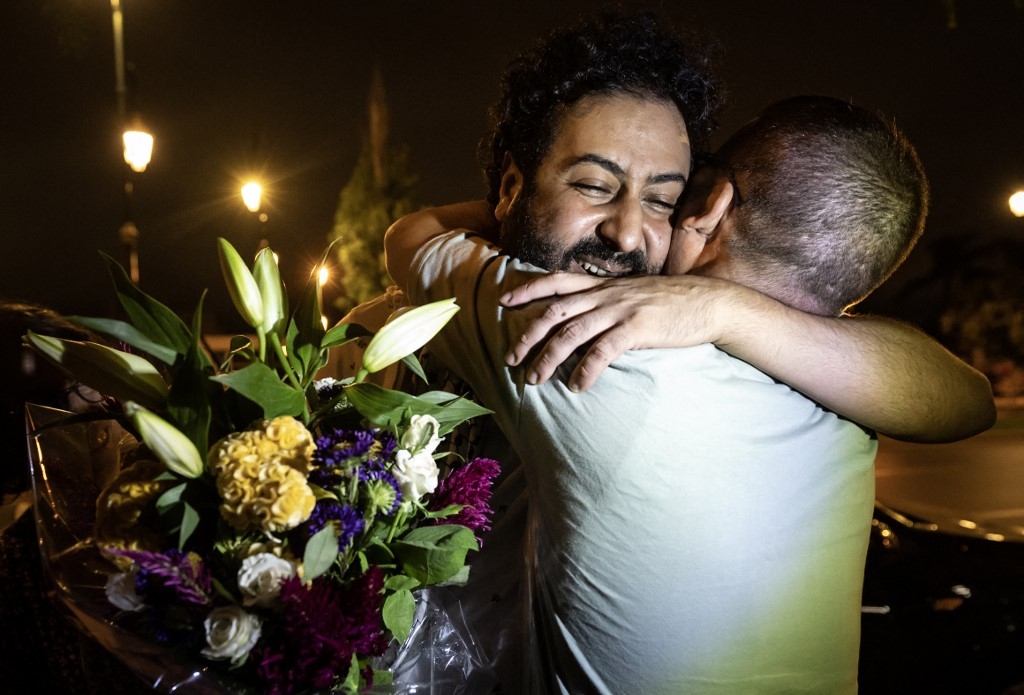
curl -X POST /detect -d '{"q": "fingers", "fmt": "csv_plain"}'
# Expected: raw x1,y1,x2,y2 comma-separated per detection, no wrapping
566,330,632,392
500,272,603,307
505,293,604,367
522,310,609,385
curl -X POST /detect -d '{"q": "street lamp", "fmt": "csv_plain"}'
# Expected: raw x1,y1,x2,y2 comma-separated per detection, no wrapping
111,0,152,284
1010,190,1024,218
241,181,263,213
123,125,154,173
241,180,270,250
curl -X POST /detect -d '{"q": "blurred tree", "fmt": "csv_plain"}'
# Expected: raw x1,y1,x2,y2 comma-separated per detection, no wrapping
329,68,418,315
936,238,1024,397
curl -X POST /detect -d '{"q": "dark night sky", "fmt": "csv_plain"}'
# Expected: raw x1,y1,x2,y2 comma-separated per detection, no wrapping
2,0,1022,331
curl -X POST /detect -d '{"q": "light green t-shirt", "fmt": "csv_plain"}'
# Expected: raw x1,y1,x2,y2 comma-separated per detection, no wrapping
410,231,877,694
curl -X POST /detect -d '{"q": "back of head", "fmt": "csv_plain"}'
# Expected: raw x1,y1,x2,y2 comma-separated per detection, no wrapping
721,95,929,316
478,10,722,205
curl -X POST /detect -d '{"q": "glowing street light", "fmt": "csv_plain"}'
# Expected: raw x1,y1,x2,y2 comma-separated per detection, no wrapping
123,126,154,173
1009,190,1024,218
241,181,263,213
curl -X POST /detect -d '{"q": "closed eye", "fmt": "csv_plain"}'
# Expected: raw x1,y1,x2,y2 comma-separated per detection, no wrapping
572,182,614,197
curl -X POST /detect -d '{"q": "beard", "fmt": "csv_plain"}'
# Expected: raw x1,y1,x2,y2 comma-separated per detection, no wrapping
498,181,653,275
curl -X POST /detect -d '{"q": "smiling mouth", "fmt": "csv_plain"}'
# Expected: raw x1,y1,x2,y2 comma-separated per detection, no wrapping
577,259,628,278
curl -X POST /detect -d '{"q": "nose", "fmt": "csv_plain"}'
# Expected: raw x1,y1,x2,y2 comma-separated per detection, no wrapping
598,198,644,254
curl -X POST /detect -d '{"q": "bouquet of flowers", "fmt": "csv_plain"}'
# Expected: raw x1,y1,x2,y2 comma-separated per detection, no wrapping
24,239,500,694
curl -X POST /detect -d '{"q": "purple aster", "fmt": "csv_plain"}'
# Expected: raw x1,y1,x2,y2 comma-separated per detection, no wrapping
108,548,213,608
361,468,402,516
428,457,501,542
309,428,396,489
105,548,213,647
306,500,366,546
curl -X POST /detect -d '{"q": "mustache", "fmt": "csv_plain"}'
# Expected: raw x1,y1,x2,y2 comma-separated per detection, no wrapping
563,238,652,275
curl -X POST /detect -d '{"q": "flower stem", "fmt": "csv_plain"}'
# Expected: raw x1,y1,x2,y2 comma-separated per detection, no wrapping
386,509,406,544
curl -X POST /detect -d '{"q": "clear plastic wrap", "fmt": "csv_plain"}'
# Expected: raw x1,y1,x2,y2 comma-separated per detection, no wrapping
26,403,497,694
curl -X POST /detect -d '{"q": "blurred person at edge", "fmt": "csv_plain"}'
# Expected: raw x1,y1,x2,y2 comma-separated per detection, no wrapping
0,298,148,695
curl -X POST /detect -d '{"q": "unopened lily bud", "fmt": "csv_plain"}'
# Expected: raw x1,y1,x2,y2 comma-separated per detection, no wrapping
125,402,205,479
361,298,459,375
25,331,168,409
253,247,285,335
218,238,264,331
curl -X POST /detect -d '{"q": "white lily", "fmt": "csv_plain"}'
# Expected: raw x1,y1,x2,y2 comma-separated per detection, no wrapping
25,331,168,409
218,237,264,331
253,247,285,335
360,298,459,376
124,402,205,478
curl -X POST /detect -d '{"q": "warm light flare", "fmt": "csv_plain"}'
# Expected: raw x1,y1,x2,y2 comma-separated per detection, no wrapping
241,181,263,213
317,266,330,287
123,129,154,173
1009,190,1024,218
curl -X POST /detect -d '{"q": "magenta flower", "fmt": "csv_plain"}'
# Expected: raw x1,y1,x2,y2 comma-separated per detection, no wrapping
253,568,389,694
427,457,501,541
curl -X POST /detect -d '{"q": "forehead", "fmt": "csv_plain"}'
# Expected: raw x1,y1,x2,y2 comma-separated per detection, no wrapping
545,93,692,175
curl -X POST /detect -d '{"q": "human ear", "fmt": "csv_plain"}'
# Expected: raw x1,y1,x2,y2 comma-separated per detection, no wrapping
494,154,524,222
667,173,736,274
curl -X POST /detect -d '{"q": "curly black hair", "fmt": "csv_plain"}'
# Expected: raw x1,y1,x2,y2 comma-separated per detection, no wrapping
478,11,723,205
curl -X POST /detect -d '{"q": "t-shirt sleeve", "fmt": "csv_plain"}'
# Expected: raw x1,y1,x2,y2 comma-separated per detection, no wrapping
405,231,546,432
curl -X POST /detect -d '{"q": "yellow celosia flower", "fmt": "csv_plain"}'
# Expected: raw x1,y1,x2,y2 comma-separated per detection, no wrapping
95,459,178,569
206,417,316,533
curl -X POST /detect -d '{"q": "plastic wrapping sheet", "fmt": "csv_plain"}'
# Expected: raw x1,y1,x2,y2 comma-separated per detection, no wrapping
25,404,496,694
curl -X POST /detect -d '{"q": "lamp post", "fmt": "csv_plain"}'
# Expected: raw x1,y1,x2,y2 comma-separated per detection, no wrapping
111,0,153,284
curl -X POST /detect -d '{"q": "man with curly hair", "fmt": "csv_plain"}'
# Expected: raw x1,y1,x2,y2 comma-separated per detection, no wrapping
388,91,995,692
338,13,722,690
353,10,992,693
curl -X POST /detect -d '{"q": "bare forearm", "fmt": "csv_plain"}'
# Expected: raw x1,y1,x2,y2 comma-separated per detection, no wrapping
503,273,996,442
384,201,495,290
716,298,996,443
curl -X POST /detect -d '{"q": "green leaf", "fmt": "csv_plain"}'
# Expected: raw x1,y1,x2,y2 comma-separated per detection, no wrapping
383,588,416,644
100,251,193,354
400,352,429,383
167,294,216,456
384,574,421,591
345,382,491,431
67,316,179,365
211,362,306,419
178,501,200,549
156,482,188,514
322,322,373,349
286,245,334,381
341,654,361,693
417,391,493,434
393,524,478,585
303,525,340,581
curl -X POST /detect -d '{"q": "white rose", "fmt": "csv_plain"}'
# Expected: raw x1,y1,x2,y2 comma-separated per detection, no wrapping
392,449,439,502
201,605,262,665
400,414,442,455
105,568,145,612
237,552,296,607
